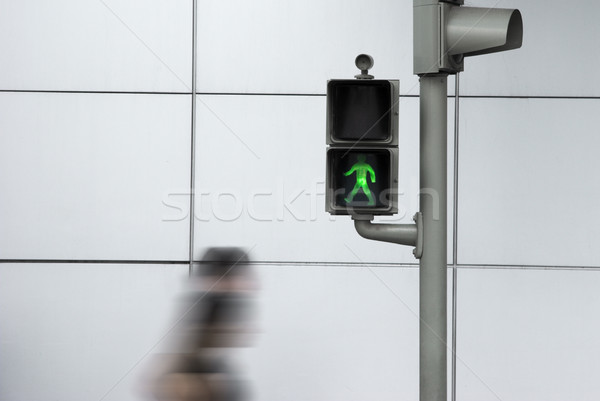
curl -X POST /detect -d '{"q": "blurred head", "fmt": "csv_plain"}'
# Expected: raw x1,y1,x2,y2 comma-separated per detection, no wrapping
194,248,255,293
197,247,249,278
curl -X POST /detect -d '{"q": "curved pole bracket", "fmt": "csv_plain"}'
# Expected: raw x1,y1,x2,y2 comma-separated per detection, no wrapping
352,212,423,259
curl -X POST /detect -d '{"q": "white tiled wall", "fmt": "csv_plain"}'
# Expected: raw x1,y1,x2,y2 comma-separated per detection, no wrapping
457,98,600,267
196,0,416,95
1,0,600,400
0,263,189,401
0,92,191,261
461,0,600,97
245,264,420,401
0,0,192,93
456,268,600,401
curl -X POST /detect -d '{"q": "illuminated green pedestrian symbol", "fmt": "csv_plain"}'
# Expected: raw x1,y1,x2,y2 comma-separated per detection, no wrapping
344,154,376,206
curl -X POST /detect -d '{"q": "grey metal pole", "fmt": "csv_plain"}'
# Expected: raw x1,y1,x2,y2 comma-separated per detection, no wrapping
419,74,448,401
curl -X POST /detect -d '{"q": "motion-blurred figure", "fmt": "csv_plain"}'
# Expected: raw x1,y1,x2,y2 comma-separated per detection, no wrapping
148,248,255,401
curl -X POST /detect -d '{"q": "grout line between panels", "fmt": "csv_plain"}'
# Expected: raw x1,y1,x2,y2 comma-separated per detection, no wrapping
3,89,600,100
188,0,198,275
0,89,191,96
0,259,189,265
457,263,600,271
2,259,600,271
451,72,461,401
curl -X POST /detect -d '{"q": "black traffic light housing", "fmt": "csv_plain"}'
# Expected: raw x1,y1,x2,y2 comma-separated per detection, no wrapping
326,75,399,216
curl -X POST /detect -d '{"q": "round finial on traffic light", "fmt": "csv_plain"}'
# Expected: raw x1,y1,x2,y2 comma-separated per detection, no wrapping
355,54,374,70
354,54,374,79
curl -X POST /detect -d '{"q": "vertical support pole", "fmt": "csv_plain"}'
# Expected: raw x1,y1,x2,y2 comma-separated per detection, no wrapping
419,74,448,401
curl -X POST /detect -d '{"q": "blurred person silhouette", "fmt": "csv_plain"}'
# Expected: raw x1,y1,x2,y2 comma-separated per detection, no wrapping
148,247,255,401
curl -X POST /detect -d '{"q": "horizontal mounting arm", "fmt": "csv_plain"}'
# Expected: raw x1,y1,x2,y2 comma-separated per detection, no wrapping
353,213,423,258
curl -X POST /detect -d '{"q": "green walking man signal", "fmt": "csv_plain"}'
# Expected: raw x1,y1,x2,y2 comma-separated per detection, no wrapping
344,155,376,206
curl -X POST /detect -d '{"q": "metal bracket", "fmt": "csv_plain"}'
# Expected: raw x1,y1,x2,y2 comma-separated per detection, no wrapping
412,212,423,259
353,212,423,259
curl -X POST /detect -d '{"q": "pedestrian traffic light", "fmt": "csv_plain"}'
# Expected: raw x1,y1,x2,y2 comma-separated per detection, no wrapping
325,75,399,216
